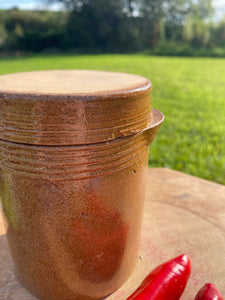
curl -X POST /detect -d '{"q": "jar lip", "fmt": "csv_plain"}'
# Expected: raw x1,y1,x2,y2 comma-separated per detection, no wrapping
0,70,152,100
147,108,164,129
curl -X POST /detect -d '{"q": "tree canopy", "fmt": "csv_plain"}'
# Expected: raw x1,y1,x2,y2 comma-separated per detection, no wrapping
2,0,225,56
44,0,214,51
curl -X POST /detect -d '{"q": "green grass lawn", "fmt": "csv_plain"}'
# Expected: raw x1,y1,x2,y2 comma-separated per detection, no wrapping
0,54,224,184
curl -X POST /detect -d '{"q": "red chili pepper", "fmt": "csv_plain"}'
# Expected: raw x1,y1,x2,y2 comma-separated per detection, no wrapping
126,254,191,300
195,283,224,300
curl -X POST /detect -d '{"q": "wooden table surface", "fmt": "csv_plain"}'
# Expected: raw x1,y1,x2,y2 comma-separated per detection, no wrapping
1,167,225,299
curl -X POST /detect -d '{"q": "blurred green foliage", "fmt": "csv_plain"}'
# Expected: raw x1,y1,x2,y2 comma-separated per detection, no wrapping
0,0,225,55
0,54,224,184
0,8,67,52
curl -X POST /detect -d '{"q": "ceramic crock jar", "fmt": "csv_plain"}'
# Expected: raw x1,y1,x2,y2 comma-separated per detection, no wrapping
0,70,164,300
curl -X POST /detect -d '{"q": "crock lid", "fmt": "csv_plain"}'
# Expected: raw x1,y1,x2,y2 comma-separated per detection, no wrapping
0,70,152,145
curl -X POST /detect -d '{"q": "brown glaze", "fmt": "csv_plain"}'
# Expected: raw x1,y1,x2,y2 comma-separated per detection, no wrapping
0,70,164,300
0,70,152,145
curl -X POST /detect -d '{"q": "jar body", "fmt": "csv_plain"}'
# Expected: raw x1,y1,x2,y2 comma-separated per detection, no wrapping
0,134,148,300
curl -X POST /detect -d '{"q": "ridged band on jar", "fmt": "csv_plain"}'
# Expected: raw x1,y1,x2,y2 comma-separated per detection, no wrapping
0,130,149,181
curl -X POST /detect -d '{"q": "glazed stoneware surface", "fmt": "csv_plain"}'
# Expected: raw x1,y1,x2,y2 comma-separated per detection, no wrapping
0,70,164,300
0,70,152,145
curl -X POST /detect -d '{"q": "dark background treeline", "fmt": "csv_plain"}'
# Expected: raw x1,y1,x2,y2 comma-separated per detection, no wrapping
1,0,225,56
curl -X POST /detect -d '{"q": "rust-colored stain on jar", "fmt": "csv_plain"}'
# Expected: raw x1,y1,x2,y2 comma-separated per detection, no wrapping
70,190,129,283
0,70,164,300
